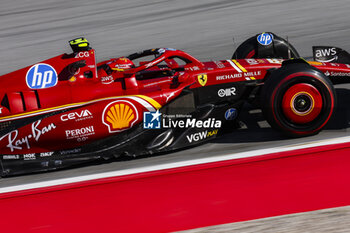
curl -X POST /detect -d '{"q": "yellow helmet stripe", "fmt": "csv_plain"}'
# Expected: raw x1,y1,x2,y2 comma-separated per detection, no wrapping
70,38,88,45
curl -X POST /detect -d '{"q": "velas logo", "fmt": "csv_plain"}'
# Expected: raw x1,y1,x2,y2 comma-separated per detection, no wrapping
102,100,139,133
26,63,58,89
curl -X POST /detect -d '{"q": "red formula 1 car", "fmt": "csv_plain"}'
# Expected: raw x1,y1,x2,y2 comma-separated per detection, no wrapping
1,33,350,176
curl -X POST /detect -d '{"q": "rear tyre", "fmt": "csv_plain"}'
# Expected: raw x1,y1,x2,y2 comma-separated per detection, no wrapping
260,63,336,137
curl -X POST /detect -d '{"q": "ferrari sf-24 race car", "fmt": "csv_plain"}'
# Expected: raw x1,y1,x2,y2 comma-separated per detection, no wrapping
1,32,350,176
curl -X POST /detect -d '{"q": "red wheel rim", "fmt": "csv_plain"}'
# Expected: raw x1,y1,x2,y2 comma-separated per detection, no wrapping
282,83,323,124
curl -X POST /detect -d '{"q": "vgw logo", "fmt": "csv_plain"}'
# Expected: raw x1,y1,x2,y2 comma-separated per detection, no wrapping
143,110,161,129
26,63,58,89
186,130,218,143
257,33,273,46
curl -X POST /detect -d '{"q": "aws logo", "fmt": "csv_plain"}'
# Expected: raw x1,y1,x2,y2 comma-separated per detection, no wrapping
102,100,139,133
314,47,337,62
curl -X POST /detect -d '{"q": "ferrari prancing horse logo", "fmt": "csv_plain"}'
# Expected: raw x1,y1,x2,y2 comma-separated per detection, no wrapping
197,74,207,86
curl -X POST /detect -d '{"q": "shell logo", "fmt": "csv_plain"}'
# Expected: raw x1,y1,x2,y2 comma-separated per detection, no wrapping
102,100,139,133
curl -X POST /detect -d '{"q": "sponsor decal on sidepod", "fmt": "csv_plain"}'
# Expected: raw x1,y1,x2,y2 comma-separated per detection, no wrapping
143,111,221,129
0,120,56,152
65,126,95,141
102,100,139,133
61,109,93,122
144,110,161,129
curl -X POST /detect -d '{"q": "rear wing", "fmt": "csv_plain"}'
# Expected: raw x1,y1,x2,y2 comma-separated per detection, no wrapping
313,46,350,64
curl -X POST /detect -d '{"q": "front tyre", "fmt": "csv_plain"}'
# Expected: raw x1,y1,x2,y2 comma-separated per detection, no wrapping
261,64,336,137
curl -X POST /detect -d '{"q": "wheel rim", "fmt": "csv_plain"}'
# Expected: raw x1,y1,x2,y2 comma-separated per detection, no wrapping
281,83,323,124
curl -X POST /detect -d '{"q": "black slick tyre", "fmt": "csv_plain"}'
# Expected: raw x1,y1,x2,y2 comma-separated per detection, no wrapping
260,63,336,137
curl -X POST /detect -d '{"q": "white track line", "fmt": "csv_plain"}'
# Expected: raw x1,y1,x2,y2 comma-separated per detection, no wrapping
1,135,350,194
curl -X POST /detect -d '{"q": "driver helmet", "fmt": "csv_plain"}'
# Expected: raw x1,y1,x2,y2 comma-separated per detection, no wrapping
108,57,135,71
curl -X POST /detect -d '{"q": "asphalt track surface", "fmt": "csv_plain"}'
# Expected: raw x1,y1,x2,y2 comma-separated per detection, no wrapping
179,206,350,233
1,0,350,232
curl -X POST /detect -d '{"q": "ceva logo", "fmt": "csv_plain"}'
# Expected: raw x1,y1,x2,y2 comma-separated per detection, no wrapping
60,109,93,122
26,63,58,89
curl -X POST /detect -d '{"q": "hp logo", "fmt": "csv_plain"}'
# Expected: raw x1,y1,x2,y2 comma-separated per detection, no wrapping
26,63,58,89
257,33,273,46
